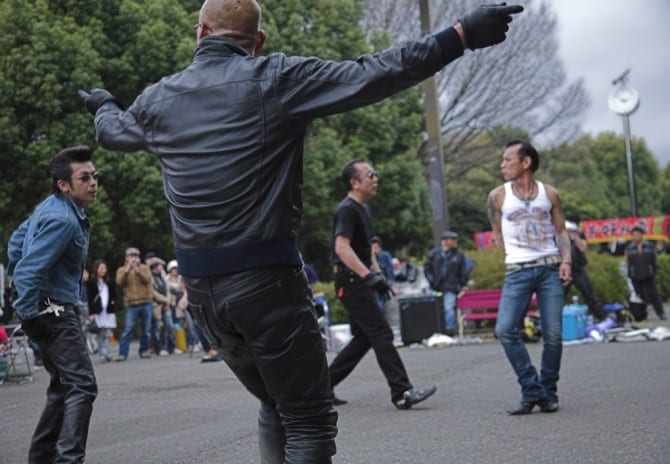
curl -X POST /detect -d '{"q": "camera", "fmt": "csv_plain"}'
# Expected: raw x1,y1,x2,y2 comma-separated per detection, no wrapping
132,258,140,266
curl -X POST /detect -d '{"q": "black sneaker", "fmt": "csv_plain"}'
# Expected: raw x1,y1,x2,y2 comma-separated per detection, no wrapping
394,386,437,410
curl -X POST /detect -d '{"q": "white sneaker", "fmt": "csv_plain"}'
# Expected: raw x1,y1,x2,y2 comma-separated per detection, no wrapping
174,348,183,354
192,344,202,353
158,350,169,357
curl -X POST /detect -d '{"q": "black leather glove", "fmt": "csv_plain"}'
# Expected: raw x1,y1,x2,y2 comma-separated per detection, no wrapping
77,88,121,116
20,316,49,342
363,272,395,302
458,3,524,50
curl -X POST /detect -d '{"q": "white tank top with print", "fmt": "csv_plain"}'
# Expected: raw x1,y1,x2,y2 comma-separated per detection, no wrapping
501,181,558,264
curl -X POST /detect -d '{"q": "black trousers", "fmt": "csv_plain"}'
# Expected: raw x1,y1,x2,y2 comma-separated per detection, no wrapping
29,309,98,464
329,278,412,403
632,278,666,318
184,267,337,464
566,269,606,320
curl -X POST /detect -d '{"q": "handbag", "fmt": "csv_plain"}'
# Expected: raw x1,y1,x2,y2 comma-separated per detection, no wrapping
88,318,100,335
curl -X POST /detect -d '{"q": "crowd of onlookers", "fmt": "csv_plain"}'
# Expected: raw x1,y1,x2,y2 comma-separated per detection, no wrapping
78,247,221,364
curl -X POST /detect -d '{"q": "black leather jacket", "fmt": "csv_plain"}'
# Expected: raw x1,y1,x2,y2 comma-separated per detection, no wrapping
627,240,657,281
424,247,468,293
95,32,462,277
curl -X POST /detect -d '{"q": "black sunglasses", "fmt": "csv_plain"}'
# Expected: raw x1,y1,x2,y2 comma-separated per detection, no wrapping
365,170,378,179
74,172,100,183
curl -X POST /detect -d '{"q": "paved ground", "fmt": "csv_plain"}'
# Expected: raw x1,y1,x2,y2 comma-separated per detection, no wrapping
2,329,670,463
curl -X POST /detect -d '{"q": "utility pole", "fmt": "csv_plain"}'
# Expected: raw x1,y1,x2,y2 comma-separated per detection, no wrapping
418,0,449,247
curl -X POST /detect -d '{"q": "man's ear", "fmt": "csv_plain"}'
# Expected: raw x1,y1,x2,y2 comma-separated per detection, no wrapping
254,29,266,55
56,179,71,194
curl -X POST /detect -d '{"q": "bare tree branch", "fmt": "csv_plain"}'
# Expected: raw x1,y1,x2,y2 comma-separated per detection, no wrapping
362,0,589,182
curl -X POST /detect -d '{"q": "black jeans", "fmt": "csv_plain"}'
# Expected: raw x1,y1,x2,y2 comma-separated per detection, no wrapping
27,308,98,463
632,278,666,318
329,276,412,403
566,269,606,320
184,266,337,464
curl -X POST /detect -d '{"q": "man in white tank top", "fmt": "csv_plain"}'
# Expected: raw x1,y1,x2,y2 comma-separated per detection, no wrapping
486,140,572,415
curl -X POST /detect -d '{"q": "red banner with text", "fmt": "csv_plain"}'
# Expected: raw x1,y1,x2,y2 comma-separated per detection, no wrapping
473,215,670,249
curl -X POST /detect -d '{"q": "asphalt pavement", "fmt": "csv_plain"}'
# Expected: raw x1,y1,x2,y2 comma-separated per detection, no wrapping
2,333,670,463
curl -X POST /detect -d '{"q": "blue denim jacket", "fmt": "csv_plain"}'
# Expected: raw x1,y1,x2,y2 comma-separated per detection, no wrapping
7,193,91,320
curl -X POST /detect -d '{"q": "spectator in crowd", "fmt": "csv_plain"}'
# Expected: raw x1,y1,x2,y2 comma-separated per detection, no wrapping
487,140,570,415
79,0,523,459
371,236,394,284
7,145,98,462
329,160,436,409
87,259,118,362
77,268,90,319
115,247,154,361
564,215,606,321
303,262,319,285
626,225,667,320
165,260,199,352
149,257,175,356
424,230,469,335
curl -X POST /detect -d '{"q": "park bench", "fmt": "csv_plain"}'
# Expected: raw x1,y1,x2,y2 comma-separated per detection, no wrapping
457,289,538,339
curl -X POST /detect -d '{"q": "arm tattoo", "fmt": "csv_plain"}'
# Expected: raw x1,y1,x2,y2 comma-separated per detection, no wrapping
487,190,501,228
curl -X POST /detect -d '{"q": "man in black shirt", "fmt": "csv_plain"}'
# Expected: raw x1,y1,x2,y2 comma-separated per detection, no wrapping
627,225,667,320
564,215,606,321
329,160,436,409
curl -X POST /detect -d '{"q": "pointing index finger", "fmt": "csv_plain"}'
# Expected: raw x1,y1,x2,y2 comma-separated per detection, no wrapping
495,4,524,16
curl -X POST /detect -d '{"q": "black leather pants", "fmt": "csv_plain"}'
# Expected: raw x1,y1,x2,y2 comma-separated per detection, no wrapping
185,266,338,463
329,277,412,403
29,309,98,463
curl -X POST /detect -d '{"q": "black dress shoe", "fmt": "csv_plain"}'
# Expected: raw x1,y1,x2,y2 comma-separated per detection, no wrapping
333,396,348,406
508,398,558,415
539,399,559,413
394,386,437,410
507,402,536,415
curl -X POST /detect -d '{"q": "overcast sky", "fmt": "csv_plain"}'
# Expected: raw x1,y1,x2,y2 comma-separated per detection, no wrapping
549,0,670,167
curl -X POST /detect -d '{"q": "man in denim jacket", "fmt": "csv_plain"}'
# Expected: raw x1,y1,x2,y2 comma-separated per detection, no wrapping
8,146,99,463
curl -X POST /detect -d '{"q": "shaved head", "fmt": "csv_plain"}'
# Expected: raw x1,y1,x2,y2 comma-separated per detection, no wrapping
199,0,264,54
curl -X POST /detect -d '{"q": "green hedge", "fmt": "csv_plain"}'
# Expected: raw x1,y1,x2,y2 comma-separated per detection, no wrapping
312,281,348,324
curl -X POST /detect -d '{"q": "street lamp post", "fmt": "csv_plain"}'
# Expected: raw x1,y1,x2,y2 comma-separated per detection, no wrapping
418,0,449,247
608,69,640,217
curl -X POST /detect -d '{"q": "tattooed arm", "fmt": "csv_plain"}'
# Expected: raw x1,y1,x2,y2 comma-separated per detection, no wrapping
487,186,505,252
546,184,572,285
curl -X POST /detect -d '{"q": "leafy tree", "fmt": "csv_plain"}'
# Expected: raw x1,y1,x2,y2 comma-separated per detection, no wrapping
262,0,433,275
572,133,662,218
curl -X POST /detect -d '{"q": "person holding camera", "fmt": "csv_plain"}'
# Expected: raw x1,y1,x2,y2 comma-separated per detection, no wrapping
114,247,154,361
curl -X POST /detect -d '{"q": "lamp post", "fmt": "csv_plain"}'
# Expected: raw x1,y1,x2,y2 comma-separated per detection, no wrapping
607,69,640,217
418,0,449,247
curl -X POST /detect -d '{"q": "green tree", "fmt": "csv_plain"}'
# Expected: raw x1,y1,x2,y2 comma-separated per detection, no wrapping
573,133,662,218
1,0,434,277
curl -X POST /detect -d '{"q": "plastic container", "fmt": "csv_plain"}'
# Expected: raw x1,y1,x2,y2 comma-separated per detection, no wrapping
328,324,352,352
562,303,588,341
174,328,187,353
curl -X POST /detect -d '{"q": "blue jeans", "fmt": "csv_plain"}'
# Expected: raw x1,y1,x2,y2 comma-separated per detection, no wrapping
118,302,152,358
151,310,176,353
442,291,457,331
495,265,564,403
